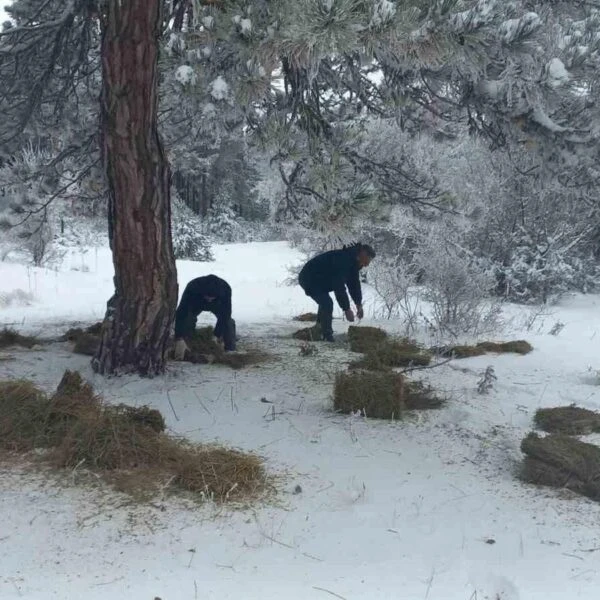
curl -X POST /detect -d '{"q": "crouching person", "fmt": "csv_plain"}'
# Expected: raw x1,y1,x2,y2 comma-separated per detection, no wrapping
173,274,236,360
298,243,375,342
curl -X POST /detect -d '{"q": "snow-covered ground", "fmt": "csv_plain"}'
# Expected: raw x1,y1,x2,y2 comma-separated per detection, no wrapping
1,241,600,600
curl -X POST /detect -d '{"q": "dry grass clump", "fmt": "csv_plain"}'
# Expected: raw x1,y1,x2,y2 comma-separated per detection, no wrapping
0,370,268,504
73,333,101,356
0,327,38,349
432,340,533,358
0,379,50,451
347,325,388,353
292,324,322,341
350,338,432,371
183,327,269,370
534,406,600,435
520,432,600,501
293,312,318,322
404,380,445,410
334,370,404,419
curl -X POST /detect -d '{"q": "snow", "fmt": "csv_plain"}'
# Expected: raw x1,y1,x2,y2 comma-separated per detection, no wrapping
175,65,196,86
210,75,230,101
546,58,569,88
240,18,252,35
2,241,600,599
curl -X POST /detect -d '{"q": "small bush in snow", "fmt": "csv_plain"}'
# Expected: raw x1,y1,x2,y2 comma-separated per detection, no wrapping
477,366,497,394
416,235,501,337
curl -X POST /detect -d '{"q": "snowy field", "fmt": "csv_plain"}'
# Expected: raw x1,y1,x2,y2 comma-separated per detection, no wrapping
1,241,600,600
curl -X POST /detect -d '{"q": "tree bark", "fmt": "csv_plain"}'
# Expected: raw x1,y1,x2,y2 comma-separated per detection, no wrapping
92,0,177,376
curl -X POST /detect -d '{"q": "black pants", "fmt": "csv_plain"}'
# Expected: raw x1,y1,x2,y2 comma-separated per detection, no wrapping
306,291,334,340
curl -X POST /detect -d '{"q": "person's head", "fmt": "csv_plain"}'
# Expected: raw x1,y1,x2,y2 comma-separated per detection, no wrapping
356,243,376,268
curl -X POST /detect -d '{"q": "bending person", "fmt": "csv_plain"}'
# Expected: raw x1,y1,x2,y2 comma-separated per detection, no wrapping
173,274,236,359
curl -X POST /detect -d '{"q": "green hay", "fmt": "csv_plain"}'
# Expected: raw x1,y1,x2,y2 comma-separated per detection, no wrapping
0,371,268,504
520,432,600,501
349,338,432,371
333,370,404,419
347,325,388,353
534,406,600,435
293,312,318,322
404,380,445,410
432,340,533,358
292,324,322,341
63,322,103,342
0,327,37,349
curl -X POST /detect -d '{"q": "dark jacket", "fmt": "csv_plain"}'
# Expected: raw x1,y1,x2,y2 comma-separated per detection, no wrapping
298,246,362,311
174,275,232,339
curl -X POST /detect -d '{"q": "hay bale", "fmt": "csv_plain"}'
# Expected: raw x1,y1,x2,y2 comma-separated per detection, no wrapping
120,405,166,433
520,433,600,501
347,325,388,353
0,327,37,349
334,370,404,419
293,312,318,322
404,380,445,409
534,406,600,435
432,340,533,358
477,340,533,355
349,339,431,371
0,379,48,451
292,324,322,341
86,322,103,335
72,332,100,356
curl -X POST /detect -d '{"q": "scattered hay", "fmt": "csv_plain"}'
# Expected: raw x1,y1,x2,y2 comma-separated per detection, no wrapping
520,432,600,501
534,406,600,435
0,370,268,504
333,370,404,419
63,322,103,342
404,380,445,410
292,324,322,341
347,325,388,353
72,332,101,356
183,327,269,370
293,312,318,322
349,338,431,371
0,327,37,349
431,340,533,358
0,379,49,451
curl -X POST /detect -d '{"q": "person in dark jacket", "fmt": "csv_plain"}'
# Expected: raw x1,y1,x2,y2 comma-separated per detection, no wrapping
173,274,236,359
298,243,376,342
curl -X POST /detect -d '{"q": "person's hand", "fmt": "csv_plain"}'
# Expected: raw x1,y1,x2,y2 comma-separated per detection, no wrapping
345,309,355,322
356,305,364,320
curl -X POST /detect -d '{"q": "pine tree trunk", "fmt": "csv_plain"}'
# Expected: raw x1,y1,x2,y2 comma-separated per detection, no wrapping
92,0,177,376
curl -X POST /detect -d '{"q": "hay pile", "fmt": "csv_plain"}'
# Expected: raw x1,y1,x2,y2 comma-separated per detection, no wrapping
334,371,404,419
0,327,37,349
350,338,432,371
431,340,533,358
347,325,388,353
0,370,267,503
293,312,318,322
520,432,600,501
183,327,268,370
333,369,444,419
292,324,322,342
63,322,103,356
534,406,600,435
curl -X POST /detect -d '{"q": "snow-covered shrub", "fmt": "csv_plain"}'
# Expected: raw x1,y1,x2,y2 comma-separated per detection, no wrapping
172,199,213,261
415,232,501,337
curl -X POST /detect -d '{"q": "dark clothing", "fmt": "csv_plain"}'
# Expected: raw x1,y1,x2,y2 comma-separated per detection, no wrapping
299,247,364,341
298,247,363,311
175,275,236,351
309,291,334,341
